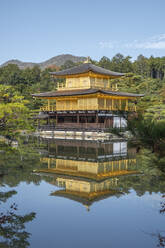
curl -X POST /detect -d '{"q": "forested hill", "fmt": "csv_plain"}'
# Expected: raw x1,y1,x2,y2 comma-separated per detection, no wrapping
1,53,165,80
0,54,86,70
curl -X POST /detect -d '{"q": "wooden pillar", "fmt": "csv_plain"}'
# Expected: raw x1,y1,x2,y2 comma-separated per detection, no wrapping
47,139,50,152
108,79,111,89
48,158,51,169
119,99,121,110
77,113,79,123
77,146,79,158
86,116,88,129
126,160,128,170
104,163,107,173
104,116,107,128
96,147,98,159
112,99,114,110
48,99,50,111
110,116,113,128
104,98,106,110
56,114,58,125
134,104,137,112
112,162,114,172
126,99,128,111
96,113,99,129
119,160,121,171
56,145,58,156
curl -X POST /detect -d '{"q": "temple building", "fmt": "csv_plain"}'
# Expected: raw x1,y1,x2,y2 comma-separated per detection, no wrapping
33,60,143,131
39,140,138,181
35,140,140,210
50,177,122,211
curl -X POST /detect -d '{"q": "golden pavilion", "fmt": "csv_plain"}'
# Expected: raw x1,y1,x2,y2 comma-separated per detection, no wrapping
33,60,143,130
39,140,138,181
36,139,140,210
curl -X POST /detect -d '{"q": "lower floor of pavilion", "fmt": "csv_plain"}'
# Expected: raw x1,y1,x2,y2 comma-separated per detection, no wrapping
36,110,127,131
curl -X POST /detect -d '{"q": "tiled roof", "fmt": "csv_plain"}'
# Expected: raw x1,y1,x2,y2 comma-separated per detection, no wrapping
50,63,125,77
51,189,121,206
32,88,144,98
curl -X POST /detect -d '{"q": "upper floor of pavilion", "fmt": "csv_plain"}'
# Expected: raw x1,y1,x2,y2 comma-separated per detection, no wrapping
32,60,144,113
50,61,125,91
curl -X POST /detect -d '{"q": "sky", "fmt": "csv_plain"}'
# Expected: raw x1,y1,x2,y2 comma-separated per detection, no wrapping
0,0,165,64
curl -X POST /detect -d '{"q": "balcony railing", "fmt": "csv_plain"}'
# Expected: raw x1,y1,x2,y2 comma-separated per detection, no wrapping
57,82,66,91
40,105,56,112
40,104,136,112
57,82,119,91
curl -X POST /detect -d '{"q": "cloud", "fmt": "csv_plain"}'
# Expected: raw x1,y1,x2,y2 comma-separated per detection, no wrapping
99,34,165,50
126,34,165,49
99,41,115,49
134,41,165,49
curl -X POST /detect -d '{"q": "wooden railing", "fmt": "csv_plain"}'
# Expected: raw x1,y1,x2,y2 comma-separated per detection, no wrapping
57,85,118,92
57,82,66,90
40,104,136,112
40,105,56,112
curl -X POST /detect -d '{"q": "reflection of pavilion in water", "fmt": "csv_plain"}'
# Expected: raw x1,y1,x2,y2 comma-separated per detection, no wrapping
38,140,139,210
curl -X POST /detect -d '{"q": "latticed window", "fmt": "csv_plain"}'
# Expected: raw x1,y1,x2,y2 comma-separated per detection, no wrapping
90,77,95,87
98,98,104,108
106,99,112,110
121,100,126,110
103,78,108,88
113,99,119,110
67,81,72,87
65,100,70,110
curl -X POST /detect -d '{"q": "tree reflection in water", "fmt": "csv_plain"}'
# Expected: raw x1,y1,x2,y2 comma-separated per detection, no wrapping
160,195,165,214
151,194,165,247
157,194,165,247
0,190,36,248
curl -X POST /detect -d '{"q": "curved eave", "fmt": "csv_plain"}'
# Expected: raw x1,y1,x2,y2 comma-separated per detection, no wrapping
51,189,122,206
36,169,140,181
50,71,124,79
32,89,144,99
49,63,125,78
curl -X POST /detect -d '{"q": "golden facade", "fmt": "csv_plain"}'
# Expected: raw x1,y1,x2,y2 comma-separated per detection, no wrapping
33,62,143,130
35,140,140,210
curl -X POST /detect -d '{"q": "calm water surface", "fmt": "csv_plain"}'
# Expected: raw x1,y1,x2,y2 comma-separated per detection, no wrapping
0,137,165,248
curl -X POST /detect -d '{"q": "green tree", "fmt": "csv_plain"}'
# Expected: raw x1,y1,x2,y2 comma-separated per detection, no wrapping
98,56,111,69
60,60,77,70
0,192,36,248
127,111,165,153
0,85,31,140
0,64,23,86
133,55,149,76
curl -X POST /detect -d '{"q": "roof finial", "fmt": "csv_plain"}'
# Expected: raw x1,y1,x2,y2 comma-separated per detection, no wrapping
84,56,91,64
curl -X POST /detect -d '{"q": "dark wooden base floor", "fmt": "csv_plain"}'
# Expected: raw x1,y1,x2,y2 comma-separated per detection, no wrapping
36,111,127,131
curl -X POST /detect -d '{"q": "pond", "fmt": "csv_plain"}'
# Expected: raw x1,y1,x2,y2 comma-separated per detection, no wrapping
0,137,165,248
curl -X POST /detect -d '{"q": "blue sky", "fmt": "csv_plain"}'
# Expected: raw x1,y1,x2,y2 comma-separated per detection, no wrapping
0,0,165,64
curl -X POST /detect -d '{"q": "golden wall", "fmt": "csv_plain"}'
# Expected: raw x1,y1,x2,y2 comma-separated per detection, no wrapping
78,98,98,110
40,95,137,112
56,99,78,111
57,77,115,91
55,97,130,111
55,158,136,175
56,177,118,193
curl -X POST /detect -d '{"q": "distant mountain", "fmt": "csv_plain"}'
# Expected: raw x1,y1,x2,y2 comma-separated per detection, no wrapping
0,59,37,69
0,54,87,70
